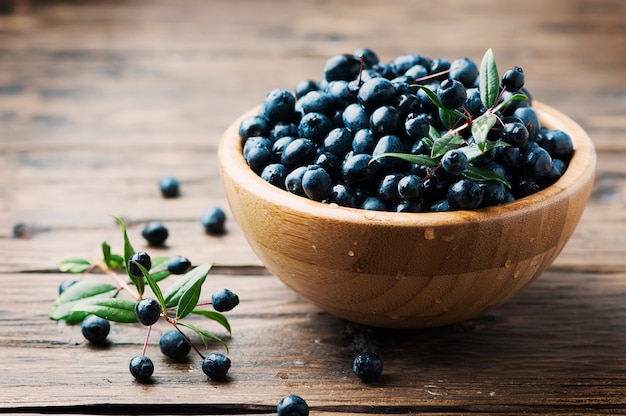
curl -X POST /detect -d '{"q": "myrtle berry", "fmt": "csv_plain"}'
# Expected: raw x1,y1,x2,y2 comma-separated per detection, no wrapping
449,57,479,87
324,53,361,82
261,163,288,188
294,79,319,100
58,279,77,295
396,93,421,119
211,288,240,312
159,330,191,361
437,79,467,110
238,115,270,141
281,137,318,169
397,174,424,199
501,66,525,92
522,147,553,179
141,221,169,247
202,353,231,380
81,314,110,345
329,184,360,208
323,127,354,158
404,113,430,140
362,196,388,211
369,105,401,137
244,143,272,175
134,297,161,326
500,121,529,148
285,166,308,196
353,47,379,67
357,77,397,111
353,352,383,383
295,91,335,118
447,179,484,210
129,355,154,382
441,149,469,176
543,129,574,161
351,129,377,154
159,175,180,198
261,88,296,124
272,136,296,160
128,251,151,278
166,255,191,275
200,207,227,235
302,165,332,202
342,103,369,132
277,394,309,416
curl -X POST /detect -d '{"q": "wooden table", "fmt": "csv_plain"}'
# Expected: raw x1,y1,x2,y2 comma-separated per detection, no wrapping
2,0,626,414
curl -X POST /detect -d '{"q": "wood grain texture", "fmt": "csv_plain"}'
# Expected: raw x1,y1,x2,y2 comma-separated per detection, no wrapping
1,0,626,413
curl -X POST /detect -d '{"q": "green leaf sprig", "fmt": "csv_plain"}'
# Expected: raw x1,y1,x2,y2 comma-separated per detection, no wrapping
50,216,235,354
372,48,529,189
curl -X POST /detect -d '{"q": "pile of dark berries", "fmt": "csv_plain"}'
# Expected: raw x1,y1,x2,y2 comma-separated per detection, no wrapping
238,48,575,212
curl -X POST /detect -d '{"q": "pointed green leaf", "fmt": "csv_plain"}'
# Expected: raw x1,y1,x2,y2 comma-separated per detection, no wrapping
59,257,92,274
431,134,464,159
112,216,143,295
370,152,439,168
134,263,166,315
192,309,232,334
50,280,117,323
463,164,511,189
163,263,212,308
71,297,138,323
101,241,112,269
176,279,204,319
149,256,172,282
479,48,499,108
108,254,125,270
471,113,498,145
428,125,441,140
177,321,228,352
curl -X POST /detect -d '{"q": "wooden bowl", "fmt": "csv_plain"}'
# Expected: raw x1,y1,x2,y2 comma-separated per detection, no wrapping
218,102,596,329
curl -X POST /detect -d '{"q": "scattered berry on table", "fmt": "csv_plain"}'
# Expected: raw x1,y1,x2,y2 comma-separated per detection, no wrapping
159,175,180,198
129,355,154,382
128,251,151,278
159,330,191,361
200,207,227,235
58,279,77,295
277,394,310,416
134,297,161,326
201,352,231,380
211,288,240,312
353,351,383,383
81,314,110,345
141,221,169,247
166,255,191,275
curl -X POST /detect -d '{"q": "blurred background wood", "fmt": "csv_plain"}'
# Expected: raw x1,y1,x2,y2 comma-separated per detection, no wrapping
1,0,626,413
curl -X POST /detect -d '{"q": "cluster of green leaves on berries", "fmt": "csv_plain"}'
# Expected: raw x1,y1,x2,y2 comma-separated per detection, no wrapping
50,216,238,381
372,48,527,188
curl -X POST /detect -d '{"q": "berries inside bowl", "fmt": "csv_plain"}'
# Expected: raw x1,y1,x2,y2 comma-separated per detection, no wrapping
218,48,596,329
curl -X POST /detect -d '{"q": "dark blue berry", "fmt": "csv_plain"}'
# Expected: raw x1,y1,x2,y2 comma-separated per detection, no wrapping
501,66,525,92
369,105,401,137
513,107,540,141
353,352,383,383
362,196,388,211
464,87,484,118
159,330,191,361
543,129,574,161
270,123,298,141
272,136,296,160
449,57,479,88
202,352,231,380
166,255,191,275
284,166,308,196
354,47,379,67
522,147,553,179
437,79,467,110
58,279,77,295
81,314,110,345
372,135,406,173
281,138,318,169
342,103,369,132
200,207,227,235
404,113,430,140
261,163,288,188
396,198,425,212
323,127,353,158
314,152,342,183
244,143,272,174
447,179,484,210
324,53,361,82
295,91,335,117
128,251,151,278
211,288,240,312
277,394,309,416
129,355,154,382
479,181,506,207
378,174,403,203
441,149,469,176
329,184,361,208
357,77,397,111
141,221,169,247
261,88,296,124
302,165,333,202
342,153,377,188
159,175,180,198
501,121,529,148
397,174,424,199
134,297,161,326
351,129,377,154
294,79,319,100
238,115,270,141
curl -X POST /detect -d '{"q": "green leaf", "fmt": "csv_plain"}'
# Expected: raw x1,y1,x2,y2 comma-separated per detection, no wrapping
479,48,499,108
492,93,528,114
370,152,439,168
177,321,228,353
163,263,213,309
428,125,441,140
59,257,92,273
108,254,125,270
134,263,166,315
463,164,511,189
71,297,138,323
438,107,458,130
49,280,117,323
431,134,464,159
176,279,204,319
112,216,143,295
101,241,112,269
471,113,498,145
192,309,232,334
149,256,172,282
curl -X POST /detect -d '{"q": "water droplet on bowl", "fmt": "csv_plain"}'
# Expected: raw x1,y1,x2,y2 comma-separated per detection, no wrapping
424,228,435,240
347,250,355,257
